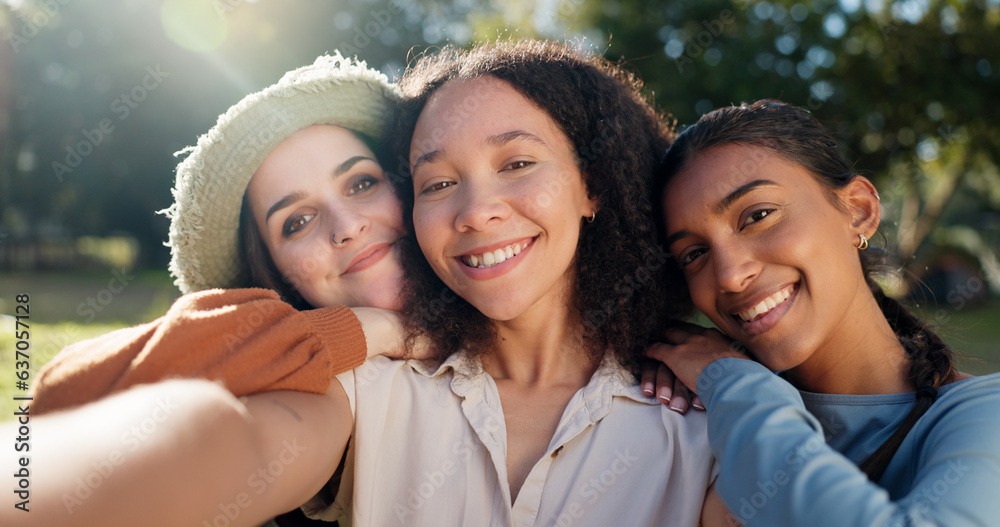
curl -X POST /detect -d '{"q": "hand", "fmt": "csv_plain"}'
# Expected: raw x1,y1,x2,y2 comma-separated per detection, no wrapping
644,322,749,401
640,359,704,414
352,308,434,360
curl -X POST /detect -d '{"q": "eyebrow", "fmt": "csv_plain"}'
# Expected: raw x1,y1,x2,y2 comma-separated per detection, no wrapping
265,191,307,224
410,130,546,174
715,179,778,213
264,156,375,224
664,179,779,247
333,155,373,177
485,129,546,148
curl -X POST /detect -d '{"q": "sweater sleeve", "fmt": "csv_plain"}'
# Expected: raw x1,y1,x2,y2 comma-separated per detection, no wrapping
698,358,1000,527
31,288,367,415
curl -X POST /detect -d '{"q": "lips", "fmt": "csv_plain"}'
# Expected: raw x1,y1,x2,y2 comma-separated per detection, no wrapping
343,242,395,274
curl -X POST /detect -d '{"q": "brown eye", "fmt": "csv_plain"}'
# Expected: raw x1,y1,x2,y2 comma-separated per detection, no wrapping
283,214,315,236
679,247,707,268
348,175,378,195
503,160,533,171
421,180,455,195
744,208,775,227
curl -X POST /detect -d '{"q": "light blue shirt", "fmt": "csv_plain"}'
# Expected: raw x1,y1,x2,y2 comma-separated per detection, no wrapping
697,358,1000,526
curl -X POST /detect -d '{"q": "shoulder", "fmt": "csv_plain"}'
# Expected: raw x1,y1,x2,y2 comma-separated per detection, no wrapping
915,373,1000,449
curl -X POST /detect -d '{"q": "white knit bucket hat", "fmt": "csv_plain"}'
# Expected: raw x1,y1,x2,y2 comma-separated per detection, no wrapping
161,53,401,293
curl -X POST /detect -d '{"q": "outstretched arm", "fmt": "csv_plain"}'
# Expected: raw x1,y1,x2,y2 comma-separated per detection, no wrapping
4,378,352,527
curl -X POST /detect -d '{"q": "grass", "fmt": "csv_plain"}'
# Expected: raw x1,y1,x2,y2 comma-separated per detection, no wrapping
1,271,997,418
0,270,180,417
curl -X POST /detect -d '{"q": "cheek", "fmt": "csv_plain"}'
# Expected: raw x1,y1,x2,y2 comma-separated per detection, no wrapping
273,241,326,285
375,193,406,233
413,204,448,252
686,273,719,318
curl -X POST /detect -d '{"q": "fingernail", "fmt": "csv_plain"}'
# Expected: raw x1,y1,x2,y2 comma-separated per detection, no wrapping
642,381,654,397
657,385,672,404
669,395,688,414
692,396,705,411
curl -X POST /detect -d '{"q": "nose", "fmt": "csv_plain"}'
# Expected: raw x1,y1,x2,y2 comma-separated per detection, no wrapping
328,203,371,246
454,178,510,232
713,241,761,293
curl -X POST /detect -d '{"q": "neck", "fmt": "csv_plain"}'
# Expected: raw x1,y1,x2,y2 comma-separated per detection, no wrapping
481,296,597,389
786,291,913,395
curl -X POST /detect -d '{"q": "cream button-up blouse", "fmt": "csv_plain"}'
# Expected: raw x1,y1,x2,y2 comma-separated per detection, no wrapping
304,353,717,526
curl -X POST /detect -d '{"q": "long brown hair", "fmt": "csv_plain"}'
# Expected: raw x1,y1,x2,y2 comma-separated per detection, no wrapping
653,99,956,483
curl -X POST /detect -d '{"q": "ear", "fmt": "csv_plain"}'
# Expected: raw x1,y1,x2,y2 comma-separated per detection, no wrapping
581,182,601,219
839,176,881,238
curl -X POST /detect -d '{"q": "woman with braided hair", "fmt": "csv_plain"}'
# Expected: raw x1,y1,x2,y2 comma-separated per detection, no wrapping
646,99,1000,526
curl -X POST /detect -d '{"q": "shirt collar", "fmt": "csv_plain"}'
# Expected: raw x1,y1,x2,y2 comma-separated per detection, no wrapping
408,351,658,410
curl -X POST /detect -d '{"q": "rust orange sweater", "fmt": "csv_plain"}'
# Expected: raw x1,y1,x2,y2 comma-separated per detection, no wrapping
31,288,367,415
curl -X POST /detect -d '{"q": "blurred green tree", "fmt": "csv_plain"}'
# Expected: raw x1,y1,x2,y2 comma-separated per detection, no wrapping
1,0,998,300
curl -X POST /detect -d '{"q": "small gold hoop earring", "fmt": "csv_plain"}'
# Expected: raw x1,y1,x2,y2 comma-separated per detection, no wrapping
587,210,596,223
854,233,869,251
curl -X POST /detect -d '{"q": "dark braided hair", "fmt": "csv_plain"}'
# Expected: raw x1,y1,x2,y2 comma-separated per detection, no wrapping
653,99,956,483
388,40,674,369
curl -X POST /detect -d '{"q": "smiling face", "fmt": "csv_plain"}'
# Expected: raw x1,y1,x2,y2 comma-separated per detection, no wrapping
247,125,406,309
662,143,878,372
409,76,597,322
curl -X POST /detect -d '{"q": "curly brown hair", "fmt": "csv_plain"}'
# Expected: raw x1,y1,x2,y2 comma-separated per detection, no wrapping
387,40,676,370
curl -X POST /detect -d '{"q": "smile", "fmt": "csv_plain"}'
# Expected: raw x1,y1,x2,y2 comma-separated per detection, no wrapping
460,238,534,269
734,284,796,322
343,241,396,274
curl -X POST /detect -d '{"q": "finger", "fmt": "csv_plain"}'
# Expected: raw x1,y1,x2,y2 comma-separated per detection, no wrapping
644,341,672,362
662,325,707,344
655,363,675,405
639,359,658,398
668,381,692,415
692,395,705,411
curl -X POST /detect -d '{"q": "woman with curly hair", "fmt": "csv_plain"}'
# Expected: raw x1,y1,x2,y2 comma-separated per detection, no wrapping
298,39,720,525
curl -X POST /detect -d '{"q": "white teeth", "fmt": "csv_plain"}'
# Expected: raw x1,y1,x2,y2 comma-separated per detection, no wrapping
737,287,793,322
461,241,530,269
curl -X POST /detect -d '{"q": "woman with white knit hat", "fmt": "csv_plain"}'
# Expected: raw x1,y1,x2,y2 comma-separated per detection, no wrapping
15,51,437,527
30,52,423,416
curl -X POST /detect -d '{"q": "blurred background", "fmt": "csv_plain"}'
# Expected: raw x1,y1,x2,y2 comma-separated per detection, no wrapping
1,0,999,406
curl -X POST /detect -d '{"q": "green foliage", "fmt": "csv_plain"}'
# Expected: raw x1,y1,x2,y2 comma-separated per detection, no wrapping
1,0,997,295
